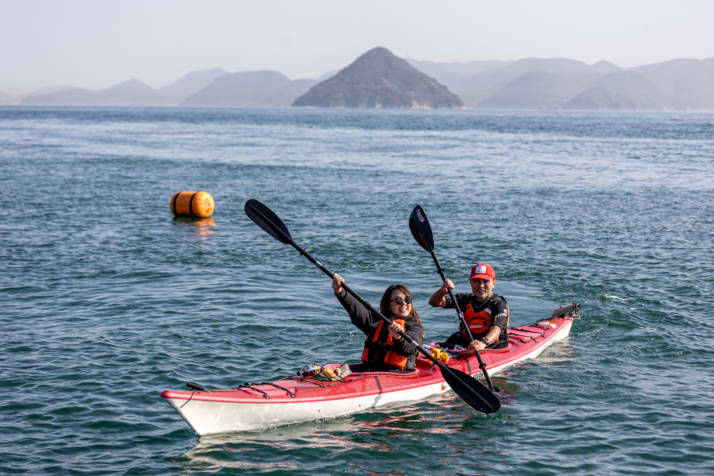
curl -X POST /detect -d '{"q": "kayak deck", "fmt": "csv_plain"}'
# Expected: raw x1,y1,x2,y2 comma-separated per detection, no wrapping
162,311,577,435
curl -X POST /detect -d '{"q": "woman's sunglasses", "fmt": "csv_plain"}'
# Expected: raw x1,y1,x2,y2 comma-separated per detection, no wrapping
391,297,411,305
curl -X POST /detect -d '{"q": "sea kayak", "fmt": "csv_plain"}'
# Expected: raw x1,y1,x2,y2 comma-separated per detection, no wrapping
161,303,579,436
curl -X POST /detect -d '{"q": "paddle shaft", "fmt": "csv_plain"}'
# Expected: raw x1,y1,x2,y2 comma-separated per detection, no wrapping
429,250,497,391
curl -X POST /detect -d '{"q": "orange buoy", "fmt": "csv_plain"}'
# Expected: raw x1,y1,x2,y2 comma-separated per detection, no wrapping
170,191,215,218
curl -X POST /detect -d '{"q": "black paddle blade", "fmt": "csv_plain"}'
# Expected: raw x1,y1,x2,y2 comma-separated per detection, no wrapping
409,205,434,252
439,365,501,414
244,199,293,245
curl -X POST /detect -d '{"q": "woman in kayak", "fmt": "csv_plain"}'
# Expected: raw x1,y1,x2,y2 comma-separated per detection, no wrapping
332,274,424,372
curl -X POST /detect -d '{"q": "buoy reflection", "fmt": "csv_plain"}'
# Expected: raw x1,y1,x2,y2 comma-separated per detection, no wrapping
193,218,215,239
172,217,216,241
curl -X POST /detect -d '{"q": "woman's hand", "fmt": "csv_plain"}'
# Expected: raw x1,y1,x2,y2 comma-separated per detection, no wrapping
388,321,404,340
332,274,344,295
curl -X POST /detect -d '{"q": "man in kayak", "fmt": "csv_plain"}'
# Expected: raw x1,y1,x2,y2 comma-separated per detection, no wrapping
332,274,424,372
428,263,509,351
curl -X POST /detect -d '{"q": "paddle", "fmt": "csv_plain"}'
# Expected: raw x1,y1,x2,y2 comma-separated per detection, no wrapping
244,199,500,414
409,205,498,392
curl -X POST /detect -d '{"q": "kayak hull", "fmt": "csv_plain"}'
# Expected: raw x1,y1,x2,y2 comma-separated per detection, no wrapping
162,315,574,435
162,372,448,436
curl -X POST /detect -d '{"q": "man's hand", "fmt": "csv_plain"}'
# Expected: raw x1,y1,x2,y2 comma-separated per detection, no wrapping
468,339,487,351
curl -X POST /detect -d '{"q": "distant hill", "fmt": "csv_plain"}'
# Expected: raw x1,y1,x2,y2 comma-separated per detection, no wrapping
479,71,599,109
590,60,622,74
421,58,610,107
411,58,598,107
293,47,463,109
404,59,511,106
1,85,71,104
564,71,667,110
100,79,173,106
20,79,173,107
181,71,316,107
17,68,311,108
20,87,92,106
412,55,714,111
159,68,228,103
264,78,319,106
634,58,714,110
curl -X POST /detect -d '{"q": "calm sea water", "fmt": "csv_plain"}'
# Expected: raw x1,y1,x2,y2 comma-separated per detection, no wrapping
1,107,713,475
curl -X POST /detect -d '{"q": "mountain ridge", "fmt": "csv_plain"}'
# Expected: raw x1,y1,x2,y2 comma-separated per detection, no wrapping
412,56,714,111
5,49,714,111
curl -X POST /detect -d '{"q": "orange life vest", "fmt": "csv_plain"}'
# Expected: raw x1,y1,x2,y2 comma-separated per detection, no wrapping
461,297,509,341
361,319,409,370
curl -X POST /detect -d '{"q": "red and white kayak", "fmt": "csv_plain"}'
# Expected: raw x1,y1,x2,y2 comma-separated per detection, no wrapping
161,305,578,435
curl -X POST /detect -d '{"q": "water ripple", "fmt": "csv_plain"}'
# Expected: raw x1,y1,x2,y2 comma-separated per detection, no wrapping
1,108,713,474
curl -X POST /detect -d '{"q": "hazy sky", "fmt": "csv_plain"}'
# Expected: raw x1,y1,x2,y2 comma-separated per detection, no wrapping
2,0,714,94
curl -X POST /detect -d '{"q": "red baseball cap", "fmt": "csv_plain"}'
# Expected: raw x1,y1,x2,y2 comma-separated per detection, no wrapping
469,263,495,281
